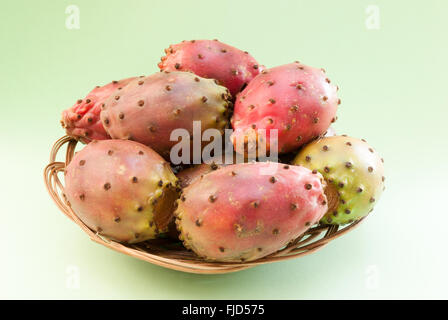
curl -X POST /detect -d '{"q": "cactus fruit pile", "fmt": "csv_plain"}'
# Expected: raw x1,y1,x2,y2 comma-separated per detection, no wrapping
59,39,385,263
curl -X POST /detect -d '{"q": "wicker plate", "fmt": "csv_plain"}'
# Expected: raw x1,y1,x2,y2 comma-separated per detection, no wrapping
44,136,365,274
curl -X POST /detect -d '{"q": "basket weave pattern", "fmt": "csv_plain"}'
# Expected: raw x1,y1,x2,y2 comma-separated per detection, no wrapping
44,136,364,274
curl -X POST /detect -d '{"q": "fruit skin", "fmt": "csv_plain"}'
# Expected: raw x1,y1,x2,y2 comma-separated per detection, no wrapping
100,71,232,159
61,77,136,143
231,62,339,155
292,136,385,225
175,162,328,262
158,39,262,96
64,139,179,243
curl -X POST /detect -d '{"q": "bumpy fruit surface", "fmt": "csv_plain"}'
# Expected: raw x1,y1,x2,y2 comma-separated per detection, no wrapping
158,39,262,96
292,136,385,225
231,62,339,154
61,77,136,143
64,139,179,243
175,162,328,262
100,72,232,159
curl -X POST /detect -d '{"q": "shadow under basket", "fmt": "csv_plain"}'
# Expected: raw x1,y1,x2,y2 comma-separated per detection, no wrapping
44,136,365,274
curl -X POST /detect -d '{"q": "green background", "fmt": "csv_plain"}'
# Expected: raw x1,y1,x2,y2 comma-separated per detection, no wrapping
1,0,447,299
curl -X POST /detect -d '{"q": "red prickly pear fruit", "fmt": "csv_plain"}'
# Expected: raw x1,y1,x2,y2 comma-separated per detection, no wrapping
61,77,136,143
158,39,263,96
175,162,328,262
231,62,339,154
292,135,385,225
64,139,179,243
100,71,232,159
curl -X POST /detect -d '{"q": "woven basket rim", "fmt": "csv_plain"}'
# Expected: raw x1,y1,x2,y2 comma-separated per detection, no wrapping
44,136,365,274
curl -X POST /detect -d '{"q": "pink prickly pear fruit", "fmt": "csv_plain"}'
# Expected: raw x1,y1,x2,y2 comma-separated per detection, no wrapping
231,62,339,155
292,135,385,225
61,77,136,143
64,139,179,243
175,162,328,262
158,39,263,96
100,71,232,159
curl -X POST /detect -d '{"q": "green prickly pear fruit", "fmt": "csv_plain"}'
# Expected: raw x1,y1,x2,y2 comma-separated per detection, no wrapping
292,135,385,225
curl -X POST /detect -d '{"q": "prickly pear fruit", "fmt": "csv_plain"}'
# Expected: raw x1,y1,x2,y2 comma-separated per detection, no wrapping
231,62,339,154
292,136,385,225
100,72,232,159
61,77,136,143
175,162,328,262
158,40,262,96
64,139,179,243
